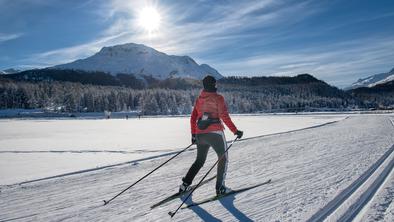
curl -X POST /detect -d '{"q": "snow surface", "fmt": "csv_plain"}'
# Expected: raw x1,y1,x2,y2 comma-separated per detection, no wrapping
0,114,393,221
0,115,345,185
354,116,394,222
53,43,222,80
357,155,394,222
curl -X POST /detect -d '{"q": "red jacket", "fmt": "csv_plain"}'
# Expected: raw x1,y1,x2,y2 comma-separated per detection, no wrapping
191,90,237,134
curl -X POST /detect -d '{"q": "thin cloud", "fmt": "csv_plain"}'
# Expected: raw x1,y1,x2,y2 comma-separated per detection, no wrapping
0,33,23,43
20,0,321,67
214,37,394,87
98,0,320,55
13,0,394,88
21,32,132,67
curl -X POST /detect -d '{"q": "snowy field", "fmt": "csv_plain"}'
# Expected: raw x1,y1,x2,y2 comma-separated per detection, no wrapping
1,114,393,221
0,114,345,185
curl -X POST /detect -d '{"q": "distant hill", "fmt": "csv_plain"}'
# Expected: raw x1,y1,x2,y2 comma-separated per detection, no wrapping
219,73,323,85
4,70,344,96
52,43,223,80
219,74,348,99
350,79,394,94
216,74,355,112
346,67,394,90
1,71,359,114
348,79,394,109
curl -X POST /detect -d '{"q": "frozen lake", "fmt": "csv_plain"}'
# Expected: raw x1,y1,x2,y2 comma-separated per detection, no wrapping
0,114,346,185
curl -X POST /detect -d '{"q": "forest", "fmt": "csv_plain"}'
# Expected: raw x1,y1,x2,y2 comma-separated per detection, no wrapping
0,70,392,115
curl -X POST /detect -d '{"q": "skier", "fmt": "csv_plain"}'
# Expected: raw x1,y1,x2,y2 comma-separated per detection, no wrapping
179,75,243,195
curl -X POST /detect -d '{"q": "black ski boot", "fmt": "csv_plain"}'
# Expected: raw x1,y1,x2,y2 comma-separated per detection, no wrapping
179,181,191,193
216,185,232,196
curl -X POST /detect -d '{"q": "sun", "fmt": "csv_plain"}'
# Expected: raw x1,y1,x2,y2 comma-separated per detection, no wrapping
137,7,161,33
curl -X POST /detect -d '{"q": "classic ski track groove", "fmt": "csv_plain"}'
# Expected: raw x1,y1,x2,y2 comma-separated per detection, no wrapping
12,117,348,186
307,144,394,222
340,152,394,221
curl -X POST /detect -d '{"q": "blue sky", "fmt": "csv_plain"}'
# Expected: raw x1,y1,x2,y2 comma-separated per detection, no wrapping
0,0,393,87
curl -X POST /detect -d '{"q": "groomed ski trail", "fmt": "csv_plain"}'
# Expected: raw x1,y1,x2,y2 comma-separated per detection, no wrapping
307,145,394,221
307,117,394,222
0,115,394,221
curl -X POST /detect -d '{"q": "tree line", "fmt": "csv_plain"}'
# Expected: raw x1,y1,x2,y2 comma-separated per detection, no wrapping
0,75,372,115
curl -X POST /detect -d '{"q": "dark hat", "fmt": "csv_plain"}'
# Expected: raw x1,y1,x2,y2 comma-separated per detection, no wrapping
203,75,217,91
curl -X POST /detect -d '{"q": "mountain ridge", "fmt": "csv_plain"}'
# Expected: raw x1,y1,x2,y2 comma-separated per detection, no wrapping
346,67,394,90
0,68,21,75
53,43,222,80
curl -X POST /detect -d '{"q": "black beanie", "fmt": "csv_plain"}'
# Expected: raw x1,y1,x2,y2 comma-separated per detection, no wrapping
203,75,217,92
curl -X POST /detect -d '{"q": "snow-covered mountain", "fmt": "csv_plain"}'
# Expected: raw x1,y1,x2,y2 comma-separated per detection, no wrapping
53,43,222,80
346,67,394,89
0,68,20,74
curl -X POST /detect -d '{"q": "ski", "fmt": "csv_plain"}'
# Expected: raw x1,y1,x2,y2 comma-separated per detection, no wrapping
182,179,272,209
150,175,217,209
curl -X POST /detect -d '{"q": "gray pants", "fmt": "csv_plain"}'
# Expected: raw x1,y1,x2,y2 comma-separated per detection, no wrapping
183,132,228,189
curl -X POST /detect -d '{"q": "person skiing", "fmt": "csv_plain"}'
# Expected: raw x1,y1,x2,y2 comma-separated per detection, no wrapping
179,75,243,196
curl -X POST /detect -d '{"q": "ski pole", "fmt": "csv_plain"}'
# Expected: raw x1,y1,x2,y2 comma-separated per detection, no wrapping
168,137,239,218
103,143,194,205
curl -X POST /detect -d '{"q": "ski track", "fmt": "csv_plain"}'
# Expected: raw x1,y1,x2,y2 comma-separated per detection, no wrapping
354,116,394,222
0,115,394,221
356,157,394,222
307,145,394,221
308,116,394,222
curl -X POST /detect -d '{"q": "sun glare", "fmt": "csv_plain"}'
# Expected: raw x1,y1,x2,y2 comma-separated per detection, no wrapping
138,7,161,32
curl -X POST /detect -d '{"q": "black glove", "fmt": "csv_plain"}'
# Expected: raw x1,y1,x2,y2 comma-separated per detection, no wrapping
191,134,197,144
235,130,243,139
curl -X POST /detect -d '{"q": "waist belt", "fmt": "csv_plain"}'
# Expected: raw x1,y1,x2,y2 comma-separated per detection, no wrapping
197,117,221,130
